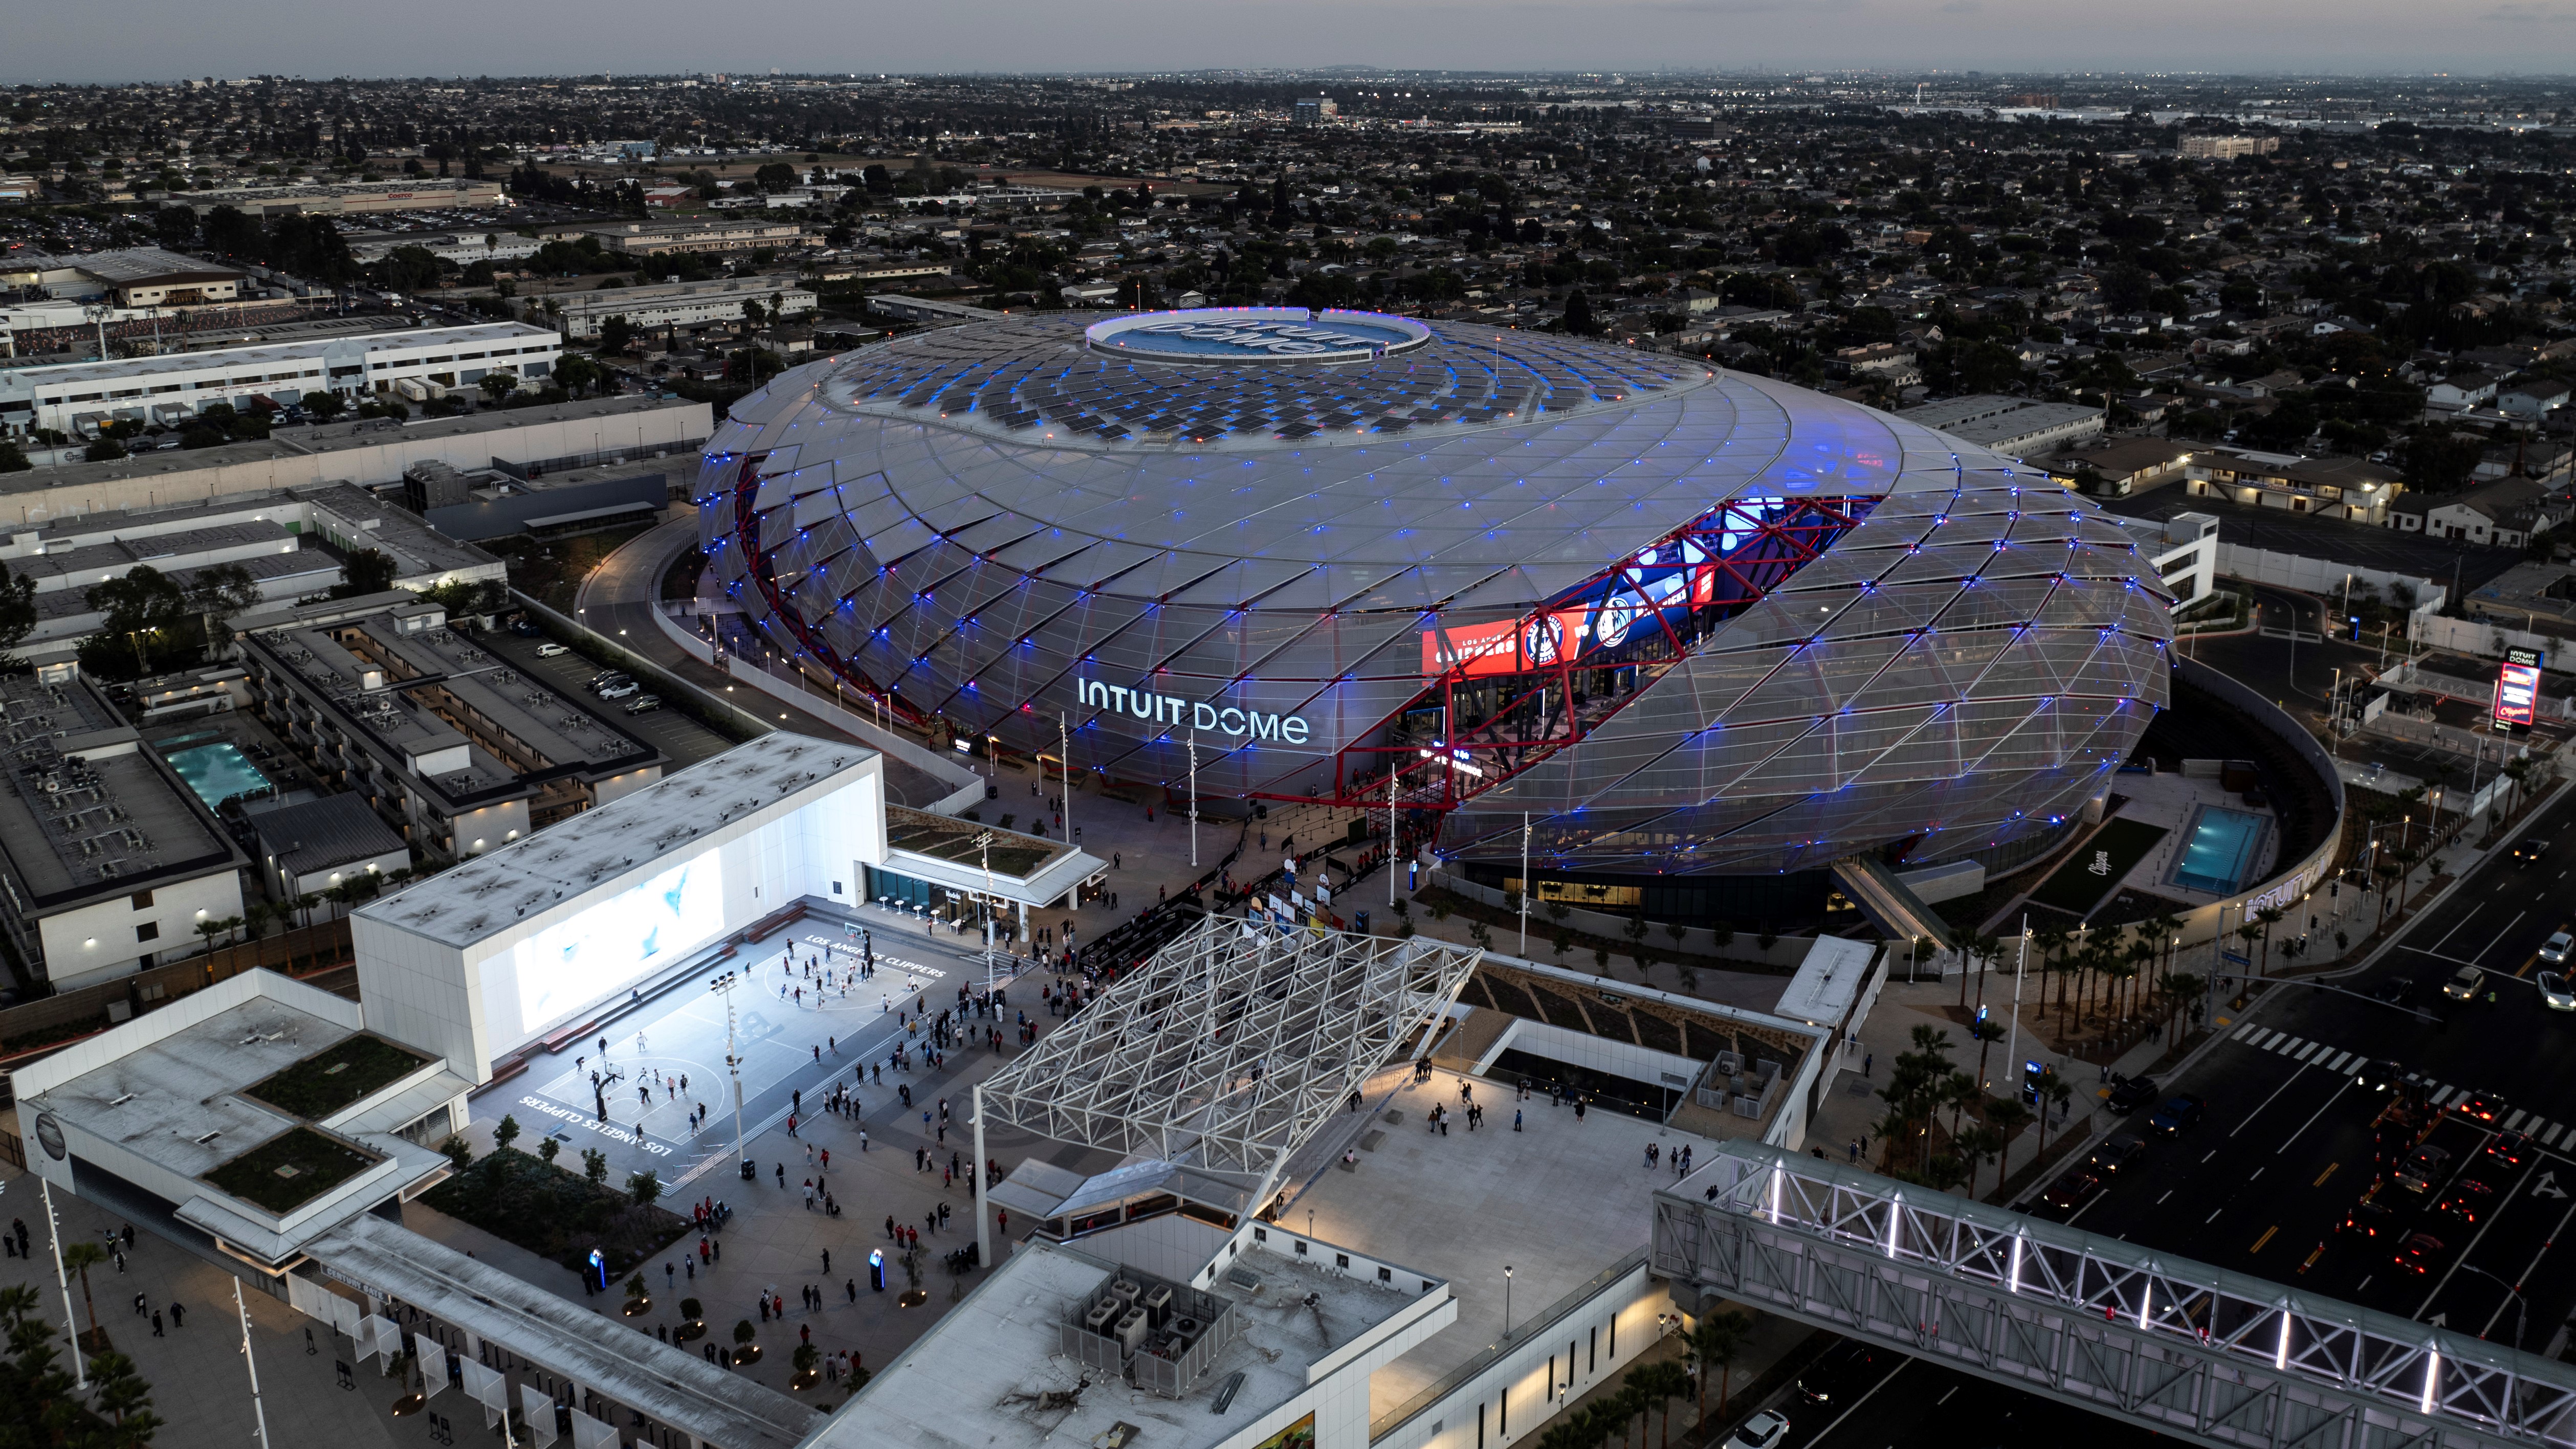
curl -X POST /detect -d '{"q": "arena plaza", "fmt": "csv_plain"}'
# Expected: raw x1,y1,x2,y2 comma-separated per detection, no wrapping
702,307,2176,919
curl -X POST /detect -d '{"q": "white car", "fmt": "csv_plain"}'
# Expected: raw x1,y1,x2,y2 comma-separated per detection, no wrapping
1724,1410,1791,1449
2441,966,2482,1001
536,642,568,658
2542,931,2574,967
2541,971,2576,1012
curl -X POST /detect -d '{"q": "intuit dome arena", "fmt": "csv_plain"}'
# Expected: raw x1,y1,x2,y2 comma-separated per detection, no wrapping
700,308,2174,915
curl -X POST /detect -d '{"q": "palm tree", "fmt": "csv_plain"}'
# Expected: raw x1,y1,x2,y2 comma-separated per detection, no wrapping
1628,1361,1691,1449
1685,1308,1753,1417
1985,1095,2038,1190
294,891,322,930
61,1240,106,1349
2254,906,2287,977
2030,924,2068,1020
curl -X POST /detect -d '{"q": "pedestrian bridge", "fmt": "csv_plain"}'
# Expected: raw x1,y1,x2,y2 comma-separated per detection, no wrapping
1655,1143,2576,1449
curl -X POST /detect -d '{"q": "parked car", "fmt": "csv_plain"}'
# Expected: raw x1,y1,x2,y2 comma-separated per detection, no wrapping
2543,972,2576,1011
600,680,643,700
2145,1095,2206,1135
2442,966,2483,1001
622,695,663,714
586,671,631,692
2107,1076,2160,1114
2086,1135,2148,1178
2395,1145,2453,1193
1723,1411,1791,1449
536,642,569,658
510,619,544,638
2543,931,2574,967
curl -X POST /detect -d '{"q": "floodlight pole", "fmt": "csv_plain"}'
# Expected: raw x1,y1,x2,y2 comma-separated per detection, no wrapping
1188,731,1199,870
1059,712,1073,866
1386,768,1398,909
233,1277,272,1449
973,1082,990,1274
712,971,747,1172
40,1177,85,1390
977,830,998,997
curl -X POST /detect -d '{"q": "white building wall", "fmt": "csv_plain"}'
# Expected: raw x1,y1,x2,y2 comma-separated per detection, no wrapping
1361,1258,1667,1449
356,752,886,1080
38,866,245,990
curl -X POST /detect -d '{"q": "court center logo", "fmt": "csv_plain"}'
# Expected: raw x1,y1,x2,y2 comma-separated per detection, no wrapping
1087,308,1431,365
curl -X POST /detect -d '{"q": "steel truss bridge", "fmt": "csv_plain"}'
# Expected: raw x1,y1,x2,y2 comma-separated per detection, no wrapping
1655,1143,2576,1449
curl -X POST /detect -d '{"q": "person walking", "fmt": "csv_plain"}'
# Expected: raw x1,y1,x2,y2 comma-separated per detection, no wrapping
169,1301,184,1328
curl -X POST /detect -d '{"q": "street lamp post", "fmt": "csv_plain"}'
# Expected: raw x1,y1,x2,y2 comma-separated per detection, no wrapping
977,830,998,996
40,1177,85,1390
2458,1264,2528,1349
233,1277,273,1449
1503,1265,1514,1337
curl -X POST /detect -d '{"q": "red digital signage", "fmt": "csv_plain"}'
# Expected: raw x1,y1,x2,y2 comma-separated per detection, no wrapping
2494,647,2543,731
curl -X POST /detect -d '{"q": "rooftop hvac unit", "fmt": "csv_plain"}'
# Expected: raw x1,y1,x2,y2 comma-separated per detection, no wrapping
1141,1284,1173,1324
1168,1316,1203,1347
1083,1300,1122,1335
1114,1308,1150,1354
1108,1278,1141,1305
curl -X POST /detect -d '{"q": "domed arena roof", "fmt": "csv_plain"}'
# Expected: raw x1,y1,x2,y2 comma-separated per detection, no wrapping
701,309,2172,882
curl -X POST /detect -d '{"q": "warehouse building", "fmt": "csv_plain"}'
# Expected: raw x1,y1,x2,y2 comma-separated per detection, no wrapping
167,177,508,217
0,321,561,438
548,274,815,340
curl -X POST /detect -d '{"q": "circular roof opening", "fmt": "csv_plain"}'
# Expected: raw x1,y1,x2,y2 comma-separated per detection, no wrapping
1085,306,1433,365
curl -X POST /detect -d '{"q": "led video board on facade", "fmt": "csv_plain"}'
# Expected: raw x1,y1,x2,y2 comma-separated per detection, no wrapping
511,850,726,1030
2495,647,2544,731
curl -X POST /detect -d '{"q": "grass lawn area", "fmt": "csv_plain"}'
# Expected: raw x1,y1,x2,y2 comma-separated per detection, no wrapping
420,1146,689,1277
245,1033,431,1119
2027,817,2169,918
203,1127,380,1214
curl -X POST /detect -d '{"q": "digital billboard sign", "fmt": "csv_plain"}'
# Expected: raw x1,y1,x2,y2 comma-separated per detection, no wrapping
514,850,726,1029
2495,647,2543,731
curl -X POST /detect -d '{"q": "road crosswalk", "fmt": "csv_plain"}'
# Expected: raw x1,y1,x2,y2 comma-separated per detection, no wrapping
2228,1020,2576,1148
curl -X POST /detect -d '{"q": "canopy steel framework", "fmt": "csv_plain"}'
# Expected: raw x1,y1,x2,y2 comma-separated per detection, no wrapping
1656,1143,2576,1449
973,917,1480,1262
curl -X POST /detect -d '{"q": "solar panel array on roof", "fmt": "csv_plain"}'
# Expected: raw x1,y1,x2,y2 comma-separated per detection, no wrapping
702,310,2172,883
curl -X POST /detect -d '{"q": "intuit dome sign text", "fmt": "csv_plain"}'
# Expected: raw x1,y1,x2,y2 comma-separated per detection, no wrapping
1075,679,1313,744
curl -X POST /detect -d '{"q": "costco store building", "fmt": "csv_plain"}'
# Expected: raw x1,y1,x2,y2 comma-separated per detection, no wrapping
700,309,2173,916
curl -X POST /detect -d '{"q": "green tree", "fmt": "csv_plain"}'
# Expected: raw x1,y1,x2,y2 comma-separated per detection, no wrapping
493,1114,521,1151
1984,1095,2038,1190
582,1147,609,1185
626,1169,663,1209
0,561,35,665
331,547,400,598
60,1241,107,1348
186,561,262,653
537,1135,561,1165
80,565,197,680
1562,287,1597,336
0,438,31,472
1684,1306,1753,1416
89,1347,164,1440
1628,1359,1692,1448
301,389,347,421
553,352,603,397
437,1135,473,1170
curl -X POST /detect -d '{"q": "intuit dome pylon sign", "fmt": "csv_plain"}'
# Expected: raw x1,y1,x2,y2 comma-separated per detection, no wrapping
702,307,2172,888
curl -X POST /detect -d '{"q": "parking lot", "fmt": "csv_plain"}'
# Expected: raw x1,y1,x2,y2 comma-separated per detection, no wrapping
478,623,743,769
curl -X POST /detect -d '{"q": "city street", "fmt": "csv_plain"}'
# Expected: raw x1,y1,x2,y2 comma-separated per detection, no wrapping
2051,787,2576,1352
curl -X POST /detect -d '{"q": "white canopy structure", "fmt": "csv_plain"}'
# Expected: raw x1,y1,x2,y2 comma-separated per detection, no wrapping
974,917,1482,1261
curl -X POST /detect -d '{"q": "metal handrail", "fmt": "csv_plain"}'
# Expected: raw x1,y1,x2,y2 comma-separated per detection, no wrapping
1367,1246,1650,1442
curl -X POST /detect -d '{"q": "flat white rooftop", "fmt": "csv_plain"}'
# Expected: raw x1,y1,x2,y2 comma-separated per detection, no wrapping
813,1237,1426,1449
1293,1065,1720,1424
359,732,873,949
1,322,553,389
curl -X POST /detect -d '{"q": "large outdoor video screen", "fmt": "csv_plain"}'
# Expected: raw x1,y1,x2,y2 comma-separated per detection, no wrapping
514,851,725,1029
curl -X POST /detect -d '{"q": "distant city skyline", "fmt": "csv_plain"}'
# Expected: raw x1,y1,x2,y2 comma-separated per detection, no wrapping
7,0,2576,87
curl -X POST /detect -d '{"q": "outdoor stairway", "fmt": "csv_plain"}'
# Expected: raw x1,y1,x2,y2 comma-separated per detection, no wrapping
1829,854,1956,952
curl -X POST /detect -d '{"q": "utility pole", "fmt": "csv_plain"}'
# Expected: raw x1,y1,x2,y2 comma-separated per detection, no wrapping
233,1278,273,1449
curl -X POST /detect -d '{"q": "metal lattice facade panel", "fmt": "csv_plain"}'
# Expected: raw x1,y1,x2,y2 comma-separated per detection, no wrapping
1657,1143,2576,1449
702,309,2170,878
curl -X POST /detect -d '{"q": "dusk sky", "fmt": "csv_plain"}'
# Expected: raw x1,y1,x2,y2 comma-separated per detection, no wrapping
10,0,2575,85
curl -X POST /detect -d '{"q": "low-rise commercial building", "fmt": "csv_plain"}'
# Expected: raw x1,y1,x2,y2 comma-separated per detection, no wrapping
0,322,561,438
2179,446,2401,524
251,792,413,900
2389,476,2570,547
549,275,815,340
168,178,507,217
2047,436,2196,497
237,593,667,859
0,671,249,989
2180,135,2281,160
579,217,802,257
1895,394,2106,456
343,231,545,267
